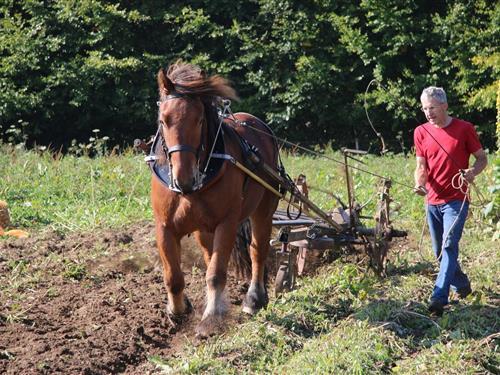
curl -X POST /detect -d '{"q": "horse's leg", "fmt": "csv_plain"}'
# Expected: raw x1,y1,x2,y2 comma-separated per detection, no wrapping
156,221,191,317
243,196,276,314
196,219,238,337
194,231,214,268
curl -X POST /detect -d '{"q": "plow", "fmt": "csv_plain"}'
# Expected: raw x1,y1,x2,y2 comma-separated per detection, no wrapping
269,148,407,294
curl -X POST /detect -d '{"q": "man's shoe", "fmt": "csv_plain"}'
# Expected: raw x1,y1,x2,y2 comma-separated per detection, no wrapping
457,285,472,299
428,300,444,317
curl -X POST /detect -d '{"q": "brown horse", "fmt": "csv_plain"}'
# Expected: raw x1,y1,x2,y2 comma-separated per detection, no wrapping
151,61,280,337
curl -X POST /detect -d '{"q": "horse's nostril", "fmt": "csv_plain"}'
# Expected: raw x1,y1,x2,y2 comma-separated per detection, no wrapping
173,177,193,194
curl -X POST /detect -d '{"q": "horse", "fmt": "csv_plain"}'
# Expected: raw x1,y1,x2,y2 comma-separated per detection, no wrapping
151,61,280,337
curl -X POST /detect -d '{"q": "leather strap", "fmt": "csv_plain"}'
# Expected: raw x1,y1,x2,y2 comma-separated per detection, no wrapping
167,144,198,156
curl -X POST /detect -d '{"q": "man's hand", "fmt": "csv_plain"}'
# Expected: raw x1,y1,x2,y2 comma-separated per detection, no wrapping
413,185,427,196
464,149,488,183
414,156,428,197
462,168,476,183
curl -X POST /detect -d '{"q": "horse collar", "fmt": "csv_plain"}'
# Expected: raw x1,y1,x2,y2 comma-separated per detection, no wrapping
146,124,227,194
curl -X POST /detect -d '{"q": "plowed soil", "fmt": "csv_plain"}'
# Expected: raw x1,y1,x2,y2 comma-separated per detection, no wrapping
0,222,272,374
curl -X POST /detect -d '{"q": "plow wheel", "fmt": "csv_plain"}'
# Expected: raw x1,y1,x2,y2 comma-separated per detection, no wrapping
369,179,392,276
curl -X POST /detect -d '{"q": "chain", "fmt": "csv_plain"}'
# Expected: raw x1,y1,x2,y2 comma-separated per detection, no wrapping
203,99,231,174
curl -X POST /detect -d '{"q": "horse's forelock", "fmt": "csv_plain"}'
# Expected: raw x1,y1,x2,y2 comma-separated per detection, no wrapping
165,61,238,101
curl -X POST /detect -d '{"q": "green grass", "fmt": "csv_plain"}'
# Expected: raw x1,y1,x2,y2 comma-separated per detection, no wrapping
0,145,152,231
0,144,498,374
151,260,498,374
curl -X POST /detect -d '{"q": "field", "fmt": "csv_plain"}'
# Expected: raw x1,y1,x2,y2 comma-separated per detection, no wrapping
0,145,498,374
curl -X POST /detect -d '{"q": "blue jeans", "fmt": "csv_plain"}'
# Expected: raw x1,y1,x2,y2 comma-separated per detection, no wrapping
427,200,470,305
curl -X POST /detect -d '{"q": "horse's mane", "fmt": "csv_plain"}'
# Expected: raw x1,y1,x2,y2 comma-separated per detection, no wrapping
165,61,238,101
158,61,238,146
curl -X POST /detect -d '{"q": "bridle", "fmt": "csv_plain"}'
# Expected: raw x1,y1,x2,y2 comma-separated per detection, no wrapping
157,92,207,192
150,93,282,198
157,93,205,159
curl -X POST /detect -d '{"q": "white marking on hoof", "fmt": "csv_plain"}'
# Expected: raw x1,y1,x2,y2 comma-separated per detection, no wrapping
202,288,228,320
167,293,187,315
242,282,266,315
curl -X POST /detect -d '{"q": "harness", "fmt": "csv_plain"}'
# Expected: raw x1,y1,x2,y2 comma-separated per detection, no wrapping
146,94,281,195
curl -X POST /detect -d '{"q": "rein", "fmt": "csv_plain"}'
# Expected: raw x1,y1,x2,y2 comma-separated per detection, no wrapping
204,99,232,172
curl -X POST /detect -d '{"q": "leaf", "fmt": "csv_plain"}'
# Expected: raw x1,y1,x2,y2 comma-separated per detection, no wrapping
4,229,29,239
482,201,494,217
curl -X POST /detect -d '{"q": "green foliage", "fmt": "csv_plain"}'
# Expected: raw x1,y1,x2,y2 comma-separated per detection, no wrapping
1,1,497,150
279,319,404,374
0,0,165,147
482,155,500,240
428,0,498,140
393,341,494,374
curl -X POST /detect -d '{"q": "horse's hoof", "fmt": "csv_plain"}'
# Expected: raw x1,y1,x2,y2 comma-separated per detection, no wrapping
166,295,193,325
195,315,224,339
242,288,268,315
242,304,257,315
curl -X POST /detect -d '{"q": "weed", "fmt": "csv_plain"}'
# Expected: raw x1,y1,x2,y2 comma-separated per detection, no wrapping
6,259,29,273
62,261,87,281
46,287,59,298
278,319,406,374
4,303,27,324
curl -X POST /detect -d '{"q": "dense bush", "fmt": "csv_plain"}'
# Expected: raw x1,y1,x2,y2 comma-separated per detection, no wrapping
0,0,498,151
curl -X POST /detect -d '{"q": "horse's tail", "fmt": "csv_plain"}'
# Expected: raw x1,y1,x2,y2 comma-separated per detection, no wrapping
231,219,252,279
231,219,270,285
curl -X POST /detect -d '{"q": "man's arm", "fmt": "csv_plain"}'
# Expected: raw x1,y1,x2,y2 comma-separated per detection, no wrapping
414,156,428,196
463,148,487,183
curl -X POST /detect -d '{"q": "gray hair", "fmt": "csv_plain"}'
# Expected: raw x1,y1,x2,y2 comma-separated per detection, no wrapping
421,86,447,103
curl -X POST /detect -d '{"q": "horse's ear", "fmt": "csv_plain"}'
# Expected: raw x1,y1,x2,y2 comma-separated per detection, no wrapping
157,68,175,97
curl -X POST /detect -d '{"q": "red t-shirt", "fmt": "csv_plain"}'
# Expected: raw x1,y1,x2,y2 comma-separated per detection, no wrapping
414,118,482,204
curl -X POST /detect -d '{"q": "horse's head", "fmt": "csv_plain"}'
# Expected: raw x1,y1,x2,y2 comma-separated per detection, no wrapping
157,70,204,193
156,61,238,194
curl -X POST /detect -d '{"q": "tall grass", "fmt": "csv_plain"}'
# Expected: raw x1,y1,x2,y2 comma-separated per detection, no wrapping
0,145,152,231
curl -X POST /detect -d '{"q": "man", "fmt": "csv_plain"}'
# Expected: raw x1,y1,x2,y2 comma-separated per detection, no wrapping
413,86,487,316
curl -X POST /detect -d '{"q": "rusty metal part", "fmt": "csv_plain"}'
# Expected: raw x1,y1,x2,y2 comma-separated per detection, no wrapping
271,170,407,293
296,246,307,276
291,174,310,215
274,242,297,296
364,179,407,276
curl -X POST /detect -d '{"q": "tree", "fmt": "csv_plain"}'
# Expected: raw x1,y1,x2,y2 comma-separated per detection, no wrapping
0,0,497,151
